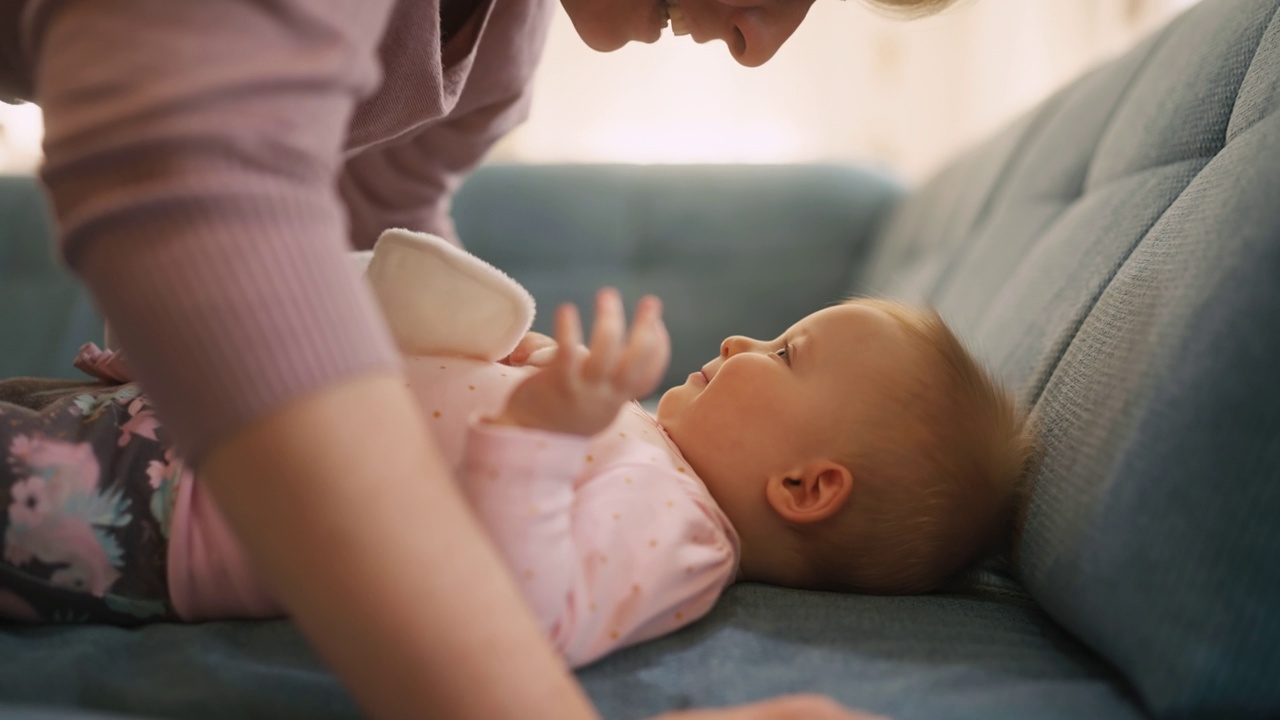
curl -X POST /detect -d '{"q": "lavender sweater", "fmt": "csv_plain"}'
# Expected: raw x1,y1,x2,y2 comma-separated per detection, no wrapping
0,0,555,462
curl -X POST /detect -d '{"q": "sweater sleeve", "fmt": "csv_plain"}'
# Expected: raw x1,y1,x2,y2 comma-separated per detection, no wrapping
462,422,738,668
25,0,402,463
339,84,536,248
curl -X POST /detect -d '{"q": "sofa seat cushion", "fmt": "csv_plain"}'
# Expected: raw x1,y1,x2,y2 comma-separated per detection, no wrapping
0,575,1143,720
579,580,1143,720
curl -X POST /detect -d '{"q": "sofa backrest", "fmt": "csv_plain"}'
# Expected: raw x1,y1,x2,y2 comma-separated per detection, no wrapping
454,164,901,392
0,175,102,378
862,0,1280,717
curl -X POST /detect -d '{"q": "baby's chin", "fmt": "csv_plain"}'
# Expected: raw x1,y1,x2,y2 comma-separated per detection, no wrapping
653,386,680,426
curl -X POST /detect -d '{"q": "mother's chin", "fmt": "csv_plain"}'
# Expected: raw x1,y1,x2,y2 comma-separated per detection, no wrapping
560,0,668,52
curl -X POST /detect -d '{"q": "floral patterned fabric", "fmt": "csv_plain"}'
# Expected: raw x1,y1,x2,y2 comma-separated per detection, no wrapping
0,378,183,624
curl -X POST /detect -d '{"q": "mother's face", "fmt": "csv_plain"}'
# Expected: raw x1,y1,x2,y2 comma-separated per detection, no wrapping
559,0,817,67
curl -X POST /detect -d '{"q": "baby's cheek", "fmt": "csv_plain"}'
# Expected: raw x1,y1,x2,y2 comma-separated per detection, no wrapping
710,377,777,420
655,385,694,426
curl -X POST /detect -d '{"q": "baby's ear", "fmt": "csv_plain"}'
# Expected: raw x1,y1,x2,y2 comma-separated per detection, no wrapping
765,461,853,525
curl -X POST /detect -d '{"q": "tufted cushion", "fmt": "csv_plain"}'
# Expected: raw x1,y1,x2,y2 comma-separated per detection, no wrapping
864,0,1280,716
0,175,101,378
454,164,900,392
0,3,1275,718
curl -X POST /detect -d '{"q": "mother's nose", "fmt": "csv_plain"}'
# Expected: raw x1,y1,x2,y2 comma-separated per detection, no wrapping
722,1,814,67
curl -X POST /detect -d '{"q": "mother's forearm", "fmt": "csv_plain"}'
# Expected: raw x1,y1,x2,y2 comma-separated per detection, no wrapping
199,373,599,720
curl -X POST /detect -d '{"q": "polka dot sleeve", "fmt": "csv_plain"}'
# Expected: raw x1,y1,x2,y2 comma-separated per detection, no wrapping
552,461,737,667
461,418,591,638
461,419,738,668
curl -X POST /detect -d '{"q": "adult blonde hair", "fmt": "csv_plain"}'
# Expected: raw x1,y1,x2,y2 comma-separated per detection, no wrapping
799,299,1033,594
860,0,959,18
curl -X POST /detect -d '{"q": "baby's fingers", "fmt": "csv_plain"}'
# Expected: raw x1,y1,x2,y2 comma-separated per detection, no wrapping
505,331,556,366
616,295,670,398
555,302,584,348
583,288,625,383
551,303,587,377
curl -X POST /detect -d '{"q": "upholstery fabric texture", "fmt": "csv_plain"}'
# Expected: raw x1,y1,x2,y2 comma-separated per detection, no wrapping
859,1,1280,715
0,0,1276,717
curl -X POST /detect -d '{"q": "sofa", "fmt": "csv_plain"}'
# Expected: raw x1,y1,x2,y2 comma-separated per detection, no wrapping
0,0,1276,717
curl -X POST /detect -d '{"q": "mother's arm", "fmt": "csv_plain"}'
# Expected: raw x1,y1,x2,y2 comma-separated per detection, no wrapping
27,0,883,715
201,373,599,719
28,0,598,717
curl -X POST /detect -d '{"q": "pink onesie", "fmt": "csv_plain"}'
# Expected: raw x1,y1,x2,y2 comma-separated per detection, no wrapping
167,356,740,668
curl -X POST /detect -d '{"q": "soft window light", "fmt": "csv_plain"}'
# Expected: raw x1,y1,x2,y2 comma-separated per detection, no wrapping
494,0,1200,180
0,102,43,173
0,0,1199,180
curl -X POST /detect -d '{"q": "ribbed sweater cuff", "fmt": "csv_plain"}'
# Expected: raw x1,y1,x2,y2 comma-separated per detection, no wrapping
71,192,400,466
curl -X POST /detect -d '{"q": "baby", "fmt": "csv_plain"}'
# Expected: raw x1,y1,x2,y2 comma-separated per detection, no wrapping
652,296,1031,595
0,241,1029,669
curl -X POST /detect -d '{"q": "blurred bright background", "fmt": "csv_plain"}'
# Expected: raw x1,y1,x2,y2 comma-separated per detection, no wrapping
1,0,1200,183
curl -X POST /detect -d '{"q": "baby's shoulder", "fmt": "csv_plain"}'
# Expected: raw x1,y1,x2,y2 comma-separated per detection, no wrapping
578,440,718,516
582,412,699,486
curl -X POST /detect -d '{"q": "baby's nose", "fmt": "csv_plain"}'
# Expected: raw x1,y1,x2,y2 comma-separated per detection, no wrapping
720,336,755,357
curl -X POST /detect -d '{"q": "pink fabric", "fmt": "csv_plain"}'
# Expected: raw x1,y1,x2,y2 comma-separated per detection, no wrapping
462,415,740,667
3,0,556,464
170,357,740,665
73,343,133,384
168,467,284,620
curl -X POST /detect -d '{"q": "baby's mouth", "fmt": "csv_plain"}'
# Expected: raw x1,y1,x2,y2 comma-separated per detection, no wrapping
699,362,716,383
664,0,691,36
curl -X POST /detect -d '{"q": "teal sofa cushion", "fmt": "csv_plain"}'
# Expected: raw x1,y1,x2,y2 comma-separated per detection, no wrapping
0,1,1276,718
864,0,1280,715
0,175,101,378
454,164,900,392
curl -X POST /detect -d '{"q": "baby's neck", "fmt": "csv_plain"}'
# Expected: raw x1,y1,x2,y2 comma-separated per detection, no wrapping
662,431,812,587
734,530,809,587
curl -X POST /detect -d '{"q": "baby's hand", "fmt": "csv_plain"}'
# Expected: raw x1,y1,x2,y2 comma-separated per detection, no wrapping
500,331,559,367
493,288,670,437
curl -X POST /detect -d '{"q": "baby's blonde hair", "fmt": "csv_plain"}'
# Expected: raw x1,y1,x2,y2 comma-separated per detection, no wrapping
800,299,1032,594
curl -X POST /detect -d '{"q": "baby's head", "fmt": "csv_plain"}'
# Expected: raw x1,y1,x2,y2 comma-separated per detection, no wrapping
656,299,1031,594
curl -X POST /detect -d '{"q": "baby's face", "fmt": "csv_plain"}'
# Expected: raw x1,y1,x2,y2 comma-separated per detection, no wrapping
657,302,919,521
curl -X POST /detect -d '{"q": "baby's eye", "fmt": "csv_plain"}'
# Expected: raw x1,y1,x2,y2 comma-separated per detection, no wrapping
775,345,791,365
